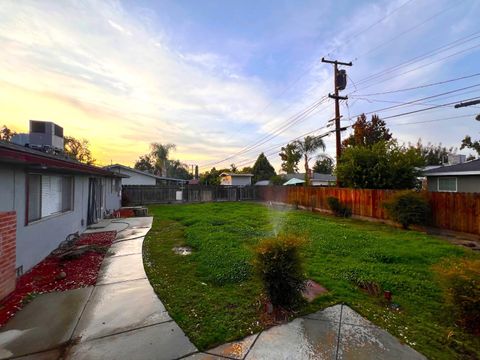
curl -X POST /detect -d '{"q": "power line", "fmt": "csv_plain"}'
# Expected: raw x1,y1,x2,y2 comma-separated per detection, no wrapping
346,30,480,91
200,96,330,168
355,84,480,116
202,1,420,169
381,96,480,120
326,0,416,57
351,72,480,97
391,113,477,126
356,2,462,59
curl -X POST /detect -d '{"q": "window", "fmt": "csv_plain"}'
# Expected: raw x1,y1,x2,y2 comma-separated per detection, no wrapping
114,178,121,194
27,174,74,223
438,177,457,192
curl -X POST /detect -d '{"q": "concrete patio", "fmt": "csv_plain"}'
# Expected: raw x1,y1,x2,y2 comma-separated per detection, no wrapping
0,217,425,360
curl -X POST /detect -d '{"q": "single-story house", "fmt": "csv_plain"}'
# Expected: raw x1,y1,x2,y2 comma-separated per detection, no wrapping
424,158,480,193
219,173,253,186
0,132,124,300
105,164,188,186
284,173,336,187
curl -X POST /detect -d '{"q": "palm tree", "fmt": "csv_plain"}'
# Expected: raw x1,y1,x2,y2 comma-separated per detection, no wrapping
150,143,176,177
293,136,326,186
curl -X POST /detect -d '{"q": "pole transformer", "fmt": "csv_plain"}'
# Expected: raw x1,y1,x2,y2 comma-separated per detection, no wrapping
321,57,352,186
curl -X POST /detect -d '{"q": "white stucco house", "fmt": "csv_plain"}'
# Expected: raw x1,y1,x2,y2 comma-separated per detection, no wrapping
219,173,253,186
105,164,188,186
0,121,124,281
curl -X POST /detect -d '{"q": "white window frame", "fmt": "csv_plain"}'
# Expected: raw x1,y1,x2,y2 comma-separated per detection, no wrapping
437,177,457,192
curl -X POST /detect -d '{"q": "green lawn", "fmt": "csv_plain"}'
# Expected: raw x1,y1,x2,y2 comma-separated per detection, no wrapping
143,202,479,358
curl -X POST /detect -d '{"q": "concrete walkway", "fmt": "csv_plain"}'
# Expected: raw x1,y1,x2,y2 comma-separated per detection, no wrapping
0,217,425,360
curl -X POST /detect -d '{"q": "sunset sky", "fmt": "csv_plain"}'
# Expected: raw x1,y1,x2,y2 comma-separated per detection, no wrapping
0,0,479,171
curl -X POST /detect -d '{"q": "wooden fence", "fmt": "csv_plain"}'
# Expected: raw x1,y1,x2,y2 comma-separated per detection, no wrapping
257,186,480,236
122,185,256,205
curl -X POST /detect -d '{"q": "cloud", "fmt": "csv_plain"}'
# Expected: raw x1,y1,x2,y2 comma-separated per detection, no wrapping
0,0,478,171
0,0,279,166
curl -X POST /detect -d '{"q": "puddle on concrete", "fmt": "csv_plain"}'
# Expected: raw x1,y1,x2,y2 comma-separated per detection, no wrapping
172,246,193,255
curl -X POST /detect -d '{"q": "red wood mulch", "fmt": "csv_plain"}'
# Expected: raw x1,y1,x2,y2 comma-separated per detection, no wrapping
0,231,116,327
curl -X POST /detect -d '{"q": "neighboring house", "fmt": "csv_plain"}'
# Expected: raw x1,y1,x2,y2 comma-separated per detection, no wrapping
283,173,336,187
254,180,271,186
0,122,124,280
424,158,480,193
219,173,253,186
105,164,188,186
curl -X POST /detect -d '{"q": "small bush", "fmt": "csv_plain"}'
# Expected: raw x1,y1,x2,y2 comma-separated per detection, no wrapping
255,234,307,309
384,191,429,229
436,259,480,335
327,196,352,217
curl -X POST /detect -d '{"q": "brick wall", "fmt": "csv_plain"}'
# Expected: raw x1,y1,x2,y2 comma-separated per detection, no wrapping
0,211,16,301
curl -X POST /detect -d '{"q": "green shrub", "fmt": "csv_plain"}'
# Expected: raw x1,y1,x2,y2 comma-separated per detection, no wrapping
384,191,429,229
255,234,306,309
436,259,480,335
327,196,352,217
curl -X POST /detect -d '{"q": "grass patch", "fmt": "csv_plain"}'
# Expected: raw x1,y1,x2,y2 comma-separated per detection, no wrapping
143,202,480,358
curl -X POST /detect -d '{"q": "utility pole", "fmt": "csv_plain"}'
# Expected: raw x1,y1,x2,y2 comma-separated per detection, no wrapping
321,57,352,186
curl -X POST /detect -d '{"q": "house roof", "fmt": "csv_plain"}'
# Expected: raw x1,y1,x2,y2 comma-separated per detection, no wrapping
105,164,188,182
283,173,336,182
423,158,480,176
254,180,271,186
283,178,305,186
0,140,125,177
219,172,253,177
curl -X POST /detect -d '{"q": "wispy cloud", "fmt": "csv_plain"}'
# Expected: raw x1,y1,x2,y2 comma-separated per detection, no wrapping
0,0,478,170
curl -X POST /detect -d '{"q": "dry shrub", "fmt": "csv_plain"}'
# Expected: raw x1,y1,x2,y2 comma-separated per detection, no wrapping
435,258,480,335
255,234,307,309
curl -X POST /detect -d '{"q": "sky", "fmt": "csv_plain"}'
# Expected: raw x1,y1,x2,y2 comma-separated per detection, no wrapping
0,0,479,172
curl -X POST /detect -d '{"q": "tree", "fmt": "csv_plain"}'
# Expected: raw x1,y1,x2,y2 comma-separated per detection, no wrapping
150,143,176,176
240,166,253,174
342,114,392,148
410,140,455,166
167,160,192,180
230,163,238,173
460,136,480,156
64,136,95,165
199,167,229,185
252,153,276,183
134,154,155,173
337,141,424,189
293,136,326,186
312,155,334,174
279,142,302,173
0,125,16,141
270,175,285,185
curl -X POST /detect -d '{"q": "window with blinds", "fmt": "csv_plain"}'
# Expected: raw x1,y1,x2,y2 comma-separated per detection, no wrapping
438,177,457,192
27,174,74,223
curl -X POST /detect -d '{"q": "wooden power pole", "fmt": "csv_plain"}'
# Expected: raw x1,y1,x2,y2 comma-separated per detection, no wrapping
321,57,352,186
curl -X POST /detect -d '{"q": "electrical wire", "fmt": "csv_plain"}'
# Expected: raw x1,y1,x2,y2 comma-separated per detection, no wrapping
200,96,330,168
356,2,462,59
346,30,480,91
351,72,480,97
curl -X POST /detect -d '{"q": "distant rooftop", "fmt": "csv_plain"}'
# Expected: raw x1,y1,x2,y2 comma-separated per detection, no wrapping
105,164,188,182
219,172,253,177
284,173,336,182
424,158,480,176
